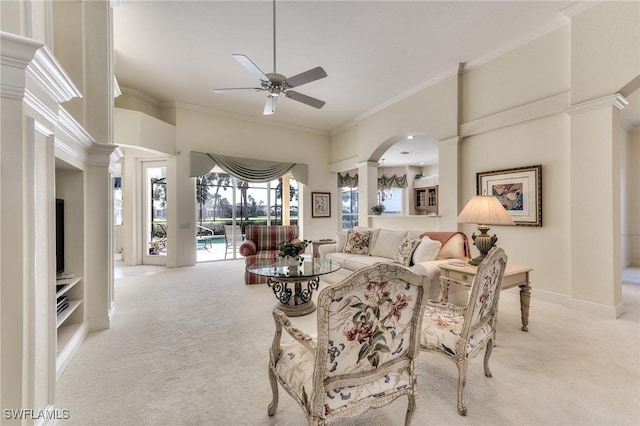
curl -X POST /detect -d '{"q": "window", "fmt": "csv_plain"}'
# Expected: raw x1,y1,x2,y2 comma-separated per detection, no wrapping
378,187,403,214
195,170,298,261
341,187,358,230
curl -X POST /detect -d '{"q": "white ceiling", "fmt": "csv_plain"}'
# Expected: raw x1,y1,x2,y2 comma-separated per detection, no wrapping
113,1,587,166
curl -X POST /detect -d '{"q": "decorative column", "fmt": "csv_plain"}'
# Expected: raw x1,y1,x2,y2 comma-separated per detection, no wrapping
357,161,379,226
85,143,117,331
566,94,628,317
437,136,460,230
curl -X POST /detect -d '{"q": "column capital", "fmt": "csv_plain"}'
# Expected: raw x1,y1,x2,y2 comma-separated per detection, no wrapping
565,93,628,116
436,136,461,147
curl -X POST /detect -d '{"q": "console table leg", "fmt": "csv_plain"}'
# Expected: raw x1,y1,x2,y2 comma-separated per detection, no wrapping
519,282,531,331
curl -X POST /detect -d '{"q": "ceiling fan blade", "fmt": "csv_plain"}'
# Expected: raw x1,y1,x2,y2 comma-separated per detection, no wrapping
285,66,327,88
232,54,269,81
213,87,263,93
285,91,325,109
264,95,278,115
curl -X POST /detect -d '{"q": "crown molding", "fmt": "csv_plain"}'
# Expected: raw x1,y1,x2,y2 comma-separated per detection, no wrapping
88,143,118,168
119,86,161,107
58,107,95,149
0,31,42,68
565,93,628,116
462,18,570,75
24,89,57,125
28,45,81,103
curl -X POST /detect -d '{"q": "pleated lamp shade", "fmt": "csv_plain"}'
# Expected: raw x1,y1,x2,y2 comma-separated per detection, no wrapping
457,195,515,225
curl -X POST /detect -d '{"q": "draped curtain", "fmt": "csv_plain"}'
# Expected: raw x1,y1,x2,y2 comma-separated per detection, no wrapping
337,172,358,188
189,151,308,184
378,174,408,188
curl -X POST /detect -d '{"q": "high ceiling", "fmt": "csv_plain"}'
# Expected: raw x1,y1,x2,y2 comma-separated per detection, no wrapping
113,1,582,166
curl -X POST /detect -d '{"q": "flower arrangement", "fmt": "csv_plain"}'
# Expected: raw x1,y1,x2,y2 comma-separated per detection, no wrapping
370,204,386,215
277,238,310,259
148,237,167,255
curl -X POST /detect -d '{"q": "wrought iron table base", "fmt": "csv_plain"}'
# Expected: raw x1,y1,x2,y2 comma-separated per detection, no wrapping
268,276,320,317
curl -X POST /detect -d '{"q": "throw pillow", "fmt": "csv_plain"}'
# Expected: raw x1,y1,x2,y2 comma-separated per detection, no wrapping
394,237,421,266
436,233,465,259
344,230,372,255
412,236,442,264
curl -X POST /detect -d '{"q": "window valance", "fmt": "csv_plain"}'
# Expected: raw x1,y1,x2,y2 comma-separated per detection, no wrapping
337,172,359,188
378,174,407,189
190,151,308,184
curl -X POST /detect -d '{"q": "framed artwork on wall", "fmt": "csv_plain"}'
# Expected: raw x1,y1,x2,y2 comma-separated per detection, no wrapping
311,192,331,218
477,165,542,226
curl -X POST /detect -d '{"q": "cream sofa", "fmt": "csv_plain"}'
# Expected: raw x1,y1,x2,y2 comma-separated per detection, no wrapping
318,227,470,298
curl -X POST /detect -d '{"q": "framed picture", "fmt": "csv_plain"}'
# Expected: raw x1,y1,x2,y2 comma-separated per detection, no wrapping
477,165,542,226
311,192,331,218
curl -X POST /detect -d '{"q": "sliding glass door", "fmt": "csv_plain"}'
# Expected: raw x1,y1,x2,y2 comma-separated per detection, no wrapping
195,169,298,262
143,161,167,265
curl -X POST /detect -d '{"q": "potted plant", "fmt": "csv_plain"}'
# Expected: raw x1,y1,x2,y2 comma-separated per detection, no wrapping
371,204,386,215
277,238,310,264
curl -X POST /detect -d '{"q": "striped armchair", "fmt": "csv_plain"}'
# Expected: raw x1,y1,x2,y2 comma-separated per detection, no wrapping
239,225,300,284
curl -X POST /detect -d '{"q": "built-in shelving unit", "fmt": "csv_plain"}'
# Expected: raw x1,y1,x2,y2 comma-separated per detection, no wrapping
55,160,86,377
415,185,439,215
56,276,82,331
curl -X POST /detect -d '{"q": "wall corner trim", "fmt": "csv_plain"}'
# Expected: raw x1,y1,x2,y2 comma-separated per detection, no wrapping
565,93,629,116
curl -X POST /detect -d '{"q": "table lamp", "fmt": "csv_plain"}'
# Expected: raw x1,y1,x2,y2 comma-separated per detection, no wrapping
457,195,515,265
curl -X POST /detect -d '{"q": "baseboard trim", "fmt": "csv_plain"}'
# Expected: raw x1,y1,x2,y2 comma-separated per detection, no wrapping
88,315,111,332
56,322,89,380
532,288,625,319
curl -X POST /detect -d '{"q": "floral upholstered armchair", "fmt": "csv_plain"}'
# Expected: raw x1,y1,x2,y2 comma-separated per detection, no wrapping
420,247,507,416
267,263,426,425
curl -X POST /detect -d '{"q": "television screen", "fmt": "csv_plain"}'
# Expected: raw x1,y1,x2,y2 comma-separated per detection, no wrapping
56,198,64,274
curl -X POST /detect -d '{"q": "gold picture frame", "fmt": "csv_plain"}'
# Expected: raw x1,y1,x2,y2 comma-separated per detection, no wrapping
477,165,542,226
311,192,331,218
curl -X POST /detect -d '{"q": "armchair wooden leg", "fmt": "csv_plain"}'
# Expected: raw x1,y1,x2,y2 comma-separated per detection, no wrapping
267,367,279,416
484,338,494,378
456,358,468,416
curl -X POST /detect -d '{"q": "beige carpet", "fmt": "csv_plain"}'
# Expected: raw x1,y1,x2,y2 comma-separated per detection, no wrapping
55,260,640,425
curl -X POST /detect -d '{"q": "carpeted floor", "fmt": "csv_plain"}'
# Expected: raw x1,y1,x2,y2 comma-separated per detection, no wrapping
55,260,640,425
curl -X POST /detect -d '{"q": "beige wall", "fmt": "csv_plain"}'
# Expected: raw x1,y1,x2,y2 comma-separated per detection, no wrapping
571,1,640,104
330,75,458,170
462,25,570,122
626,130,640,267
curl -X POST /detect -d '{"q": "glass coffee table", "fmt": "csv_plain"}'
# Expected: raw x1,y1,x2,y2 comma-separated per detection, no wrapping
248,258,341,316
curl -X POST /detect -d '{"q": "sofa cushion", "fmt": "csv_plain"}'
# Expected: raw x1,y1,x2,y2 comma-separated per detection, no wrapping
354,226,381,251
344,230,372,255
371,229,409,258
394,237,421,266
344,256,392,271
412,236,442,264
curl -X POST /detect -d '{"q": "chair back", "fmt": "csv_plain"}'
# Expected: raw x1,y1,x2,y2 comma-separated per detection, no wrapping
243,225,298,251
312,264,425,416
460,247,507,341
224,224,243,244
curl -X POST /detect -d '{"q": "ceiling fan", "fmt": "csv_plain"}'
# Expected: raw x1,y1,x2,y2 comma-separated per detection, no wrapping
213,0,327,115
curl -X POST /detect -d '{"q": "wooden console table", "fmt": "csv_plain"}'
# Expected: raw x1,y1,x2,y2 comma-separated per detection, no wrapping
437,262,533,331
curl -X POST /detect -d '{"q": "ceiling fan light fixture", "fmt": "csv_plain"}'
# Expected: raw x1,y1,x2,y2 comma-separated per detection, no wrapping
213,0,327,114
